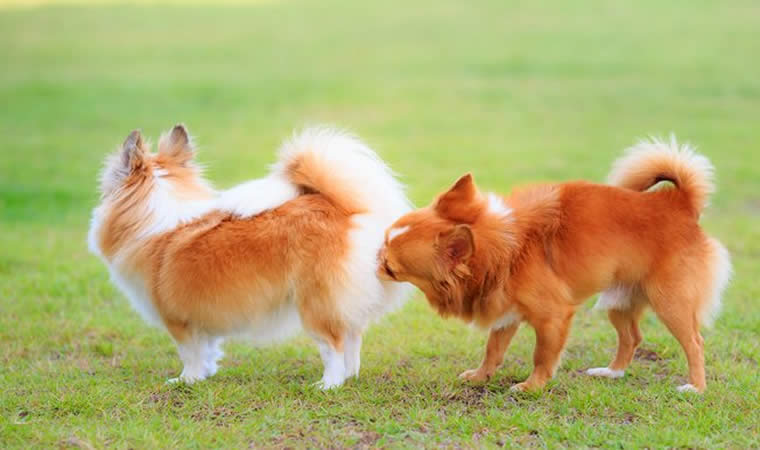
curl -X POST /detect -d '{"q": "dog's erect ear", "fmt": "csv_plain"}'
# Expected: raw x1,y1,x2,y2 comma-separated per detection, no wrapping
100,129,147,195
436,224,475,269
121,129,146,171
158,124,194,164
434,173,483,222
450,173,476,195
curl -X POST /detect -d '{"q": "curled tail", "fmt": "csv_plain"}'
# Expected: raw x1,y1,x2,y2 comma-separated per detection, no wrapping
608,135,715,216
273,127,411,220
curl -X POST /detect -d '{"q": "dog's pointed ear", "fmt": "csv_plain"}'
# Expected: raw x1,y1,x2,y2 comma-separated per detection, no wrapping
434,173,482,222
158,124,194,164
450,173,476,196
100,129,147,195
436,224,475,269
121,129,146,171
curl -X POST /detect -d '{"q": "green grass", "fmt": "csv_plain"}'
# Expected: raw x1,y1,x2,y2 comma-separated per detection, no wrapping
1,0,759,447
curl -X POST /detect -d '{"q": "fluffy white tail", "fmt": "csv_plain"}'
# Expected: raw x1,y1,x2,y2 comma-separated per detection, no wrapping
272,127,411,220
608,136,715,216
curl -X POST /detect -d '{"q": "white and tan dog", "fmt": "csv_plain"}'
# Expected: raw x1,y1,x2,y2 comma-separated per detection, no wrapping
88,125,412,388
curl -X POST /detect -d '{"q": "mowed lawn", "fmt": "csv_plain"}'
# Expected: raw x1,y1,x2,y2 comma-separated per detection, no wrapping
1,0,759,447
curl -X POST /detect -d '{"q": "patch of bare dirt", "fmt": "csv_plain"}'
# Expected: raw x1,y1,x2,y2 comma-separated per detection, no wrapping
60,436,94,449
634,347,663,362
190,406,247,427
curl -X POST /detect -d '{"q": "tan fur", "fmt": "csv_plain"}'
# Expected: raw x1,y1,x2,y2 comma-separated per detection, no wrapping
379,145,730,393
98,136,352,345
140,198,352,349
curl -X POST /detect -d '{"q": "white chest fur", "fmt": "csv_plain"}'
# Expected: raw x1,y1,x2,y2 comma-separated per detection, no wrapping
491,310,522,330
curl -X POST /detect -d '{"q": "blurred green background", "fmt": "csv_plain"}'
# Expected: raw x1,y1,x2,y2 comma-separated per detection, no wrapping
1,0,759,447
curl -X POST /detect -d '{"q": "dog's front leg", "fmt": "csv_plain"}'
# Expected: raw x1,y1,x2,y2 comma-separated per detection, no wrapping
511,315,572,392
460,322,520,382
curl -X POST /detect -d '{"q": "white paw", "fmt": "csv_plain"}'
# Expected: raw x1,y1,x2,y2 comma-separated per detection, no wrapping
315,343,346,390
204,360,219,377
313,377,344,390
167,371,206,385
585,367,625,379
676,383,699,393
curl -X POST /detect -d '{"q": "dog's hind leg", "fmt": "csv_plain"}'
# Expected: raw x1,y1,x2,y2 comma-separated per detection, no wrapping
314,338,346,390
299,296,348,389
344,330,363,379
166,322,211,384
204,336,224,378
587,290,647,379
644,246,717,393
649,291,706,393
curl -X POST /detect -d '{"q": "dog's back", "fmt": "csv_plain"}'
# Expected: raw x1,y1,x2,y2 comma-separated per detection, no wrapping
140,194,351,334
547,181,706,299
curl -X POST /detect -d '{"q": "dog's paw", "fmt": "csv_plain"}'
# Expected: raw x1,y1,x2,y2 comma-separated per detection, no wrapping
313,373,346,391
509,382,529,392
313,378,343,391
585,367,625,379
167,371,206,385
676,383,701,393
458,368,490,382
166,377,202,385
166,376,202,385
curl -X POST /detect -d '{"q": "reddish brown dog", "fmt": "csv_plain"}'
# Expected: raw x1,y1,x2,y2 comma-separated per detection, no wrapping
378,138,731,393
